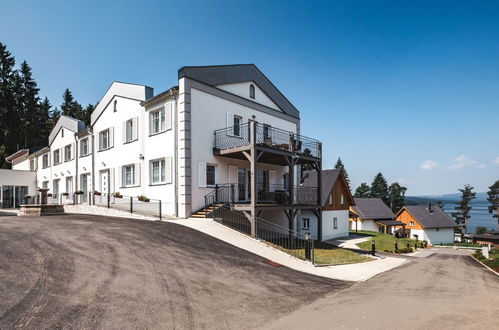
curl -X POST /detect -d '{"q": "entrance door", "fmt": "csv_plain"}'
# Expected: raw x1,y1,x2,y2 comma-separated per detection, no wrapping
100,170,109,195
81,174,89,203
237,168,247,201
2,186,14,208
15,186,28,207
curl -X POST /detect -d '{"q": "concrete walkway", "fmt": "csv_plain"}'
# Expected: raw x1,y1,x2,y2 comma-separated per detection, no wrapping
326,236,370,250
173,218,408,282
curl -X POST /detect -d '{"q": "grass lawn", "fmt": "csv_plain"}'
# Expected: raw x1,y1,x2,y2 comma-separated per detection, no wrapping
473,249,499,271
354,230,420,253
268,240,372,265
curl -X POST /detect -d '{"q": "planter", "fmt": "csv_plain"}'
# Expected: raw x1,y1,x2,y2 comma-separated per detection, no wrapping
137,195,150,202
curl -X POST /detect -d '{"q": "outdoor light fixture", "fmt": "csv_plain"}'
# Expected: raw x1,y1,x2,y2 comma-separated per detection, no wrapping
83,167,86,171
101,162,106,166
139,154,144,160
305,232,311,241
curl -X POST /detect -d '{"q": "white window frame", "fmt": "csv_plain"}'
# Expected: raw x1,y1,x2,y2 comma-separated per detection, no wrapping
333,217,338,229
340,194,345,205
64,144,72,162
149,158,172,185
80,138,89,156
42,154,50,168
206,164,216,187
42,181,49,189
30,159,35,171
149,105,171,136
122,164,136,187
329,194,333,205
302,218,310,230
99,128,113,151
410,221,414,227
53,149,60,165
233,115,242,137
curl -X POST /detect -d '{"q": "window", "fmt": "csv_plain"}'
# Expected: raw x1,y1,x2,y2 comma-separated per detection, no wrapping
282,173,288,190
30,159,35,171
329,194,333,205
42,181,48,189
263,124,271,139
64,144,72,162
123,118,137,143
233,115,242,136
66,176,73,194
113,99,117,112
61,129,64,137
436,228,440,231
206,164,216,186
53,149,60,165
249,84,255,99
80,138,89,156
333,217,338,229
150,108,167,135
42,154,49,168
53,179,60,197
123,165,135,187
302,218,310,230
409,221,414,227
340,194,345,205
99,129,111,150
151,159,165,184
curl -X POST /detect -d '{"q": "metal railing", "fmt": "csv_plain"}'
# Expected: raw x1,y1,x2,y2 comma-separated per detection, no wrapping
213,123,321,158
210,205,314,263
204,183,319,207
92,193,164,219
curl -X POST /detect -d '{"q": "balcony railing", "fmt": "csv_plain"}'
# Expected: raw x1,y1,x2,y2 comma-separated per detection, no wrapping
213,123,321,158
204,183,319,207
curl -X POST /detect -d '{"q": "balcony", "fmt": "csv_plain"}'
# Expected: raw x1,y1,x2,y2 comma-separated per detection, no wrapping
213,123,321,165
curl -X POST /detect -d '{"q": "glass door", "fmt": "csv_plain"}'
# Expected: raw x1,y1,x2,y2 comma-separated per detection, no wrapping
2,186,14,208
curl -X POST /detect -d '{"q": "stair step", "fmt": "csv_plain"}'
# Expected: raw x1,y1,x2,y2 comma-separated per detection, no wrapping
191,214,205,218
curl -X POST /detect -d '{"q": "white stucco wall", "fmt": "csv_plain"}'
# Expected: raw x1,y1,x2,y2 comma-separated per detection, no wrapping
420,228,454,245
215,81,281,112
11,156,31,171
0,169,37,207
350,219,380,232
48,126,79,197
299,210,349,241
189,87,297,213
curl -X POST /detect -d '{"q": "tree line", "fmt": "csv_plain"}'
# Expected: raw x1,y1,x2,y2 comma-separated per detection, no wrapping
0,42,94,168
334,158,407,213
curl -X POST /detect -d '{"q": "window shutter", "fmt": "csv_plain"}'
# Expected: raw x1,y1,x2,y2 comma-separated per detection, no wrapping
109,168,115,193
110,127,114,147
165,157,172,183
165,104,172,130
118,166,122,188
99,131,103,150
226,113,234,135
122,121,127,143
148,112,153,135
72,143,75,160
269,170,277,192
135,163,141,186
133,117,138,140
198,162,207,187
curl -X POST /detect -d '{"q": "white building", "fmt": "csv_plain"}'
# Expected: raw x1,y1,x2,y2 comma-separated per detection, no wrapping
6,64,323,238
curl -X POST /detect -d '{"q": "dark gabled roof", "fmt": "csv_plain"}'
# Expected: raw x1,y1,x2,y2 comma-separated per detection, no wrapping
399,205,457,229
300,169,354,207
352,198,395,220
376,220,405,226
178,64,300,118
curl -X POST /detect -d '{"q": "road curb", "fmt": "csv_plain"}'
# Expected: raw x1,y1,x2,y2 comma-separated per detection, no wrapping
469,255,499,278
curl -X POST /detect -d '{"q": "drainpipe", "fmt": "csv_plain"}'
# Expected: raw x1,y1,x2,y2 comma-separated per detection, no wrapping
74,134,79,192
173,91,179,217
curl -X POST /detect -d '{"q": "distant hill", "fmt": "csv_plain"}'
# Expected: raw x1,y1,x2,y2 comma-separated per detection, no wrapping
406,192,488,205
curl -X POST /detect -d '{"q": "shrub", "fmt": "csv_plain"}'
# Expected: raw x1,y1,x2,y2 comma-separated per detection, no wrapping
93,190,101,196
397,247,413,254
61,192,69,196
137,195,150,202
74,190,84,195
47,193,53,197
113,192,123,198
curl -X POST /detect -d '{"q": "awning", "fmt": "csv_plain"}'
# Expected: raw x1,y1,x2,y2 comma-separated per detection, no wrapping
376,220,405,226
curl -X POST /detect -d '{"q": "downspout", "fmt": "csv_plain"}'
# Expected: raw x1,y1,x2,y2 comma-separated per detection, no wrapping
172,91,179,217
91,131,95,194
74,134,79,192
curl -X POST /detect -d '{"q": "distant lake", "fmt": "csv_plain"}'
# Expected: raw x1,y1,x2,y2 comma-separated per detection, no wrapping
442,202,498,234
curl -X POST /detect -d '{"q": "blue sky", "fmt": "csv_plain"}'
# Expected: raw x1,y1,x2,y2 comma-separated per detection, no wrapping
1,0,498,195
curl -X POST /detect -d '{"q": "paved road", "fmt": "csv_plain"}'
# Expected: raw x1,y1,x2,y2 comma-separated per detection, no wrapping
0,215,348,329
265,248,499,330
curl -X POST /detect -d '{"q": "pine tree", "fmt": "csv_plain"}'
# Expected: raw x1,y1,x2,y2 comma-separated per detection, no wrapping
334,157,350,188
61,88,75,117
354,183,370,197
452,184,476,234
82,103,95,125
388,182,407,213
38,97,52,142
0,43,18,168
18,61,40,148
487,180,499,222
370,172,389,205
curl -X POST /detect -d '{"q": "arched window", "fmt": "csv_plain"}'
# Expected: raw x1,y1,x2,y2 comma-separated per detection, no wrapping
249,84,255,99
113,100,117,112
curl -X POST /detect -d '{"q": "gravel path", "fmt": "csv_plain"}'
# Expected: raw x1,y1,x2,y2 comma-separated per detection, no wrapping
0,214,348,329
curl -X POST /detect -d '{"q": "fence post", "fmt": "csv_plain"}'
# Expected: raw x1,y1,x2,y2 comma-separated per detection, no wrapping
130,197,133,214
371,240,376,256
107,193,110,209
159,200,162,220
395,240,398,252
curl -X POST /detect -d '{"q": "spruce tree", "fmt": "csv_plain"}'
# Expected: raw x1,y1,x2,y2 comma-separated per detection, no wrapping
452,184,476,234
38,97,52,142
334,157,350,188
18,61,40,148
354,183,370,198
61,88,76,117
0,43,17,168
370,172,390,205
82,103,95,125
487,180,499,222
388,182,407,213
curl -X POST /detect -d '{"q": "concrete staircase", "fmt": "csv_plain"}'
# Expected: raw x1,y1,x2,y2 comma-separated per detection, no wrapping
191,203,225,218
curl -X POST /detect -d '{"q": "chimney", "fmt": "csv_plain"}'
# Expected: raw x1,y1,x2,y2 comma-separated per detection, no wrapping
428,203,433,213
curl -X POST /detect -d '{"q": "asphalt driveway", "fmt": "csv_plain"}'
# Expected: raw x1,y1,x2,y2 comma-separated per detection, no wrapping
265,248,499,330
0,215,348,329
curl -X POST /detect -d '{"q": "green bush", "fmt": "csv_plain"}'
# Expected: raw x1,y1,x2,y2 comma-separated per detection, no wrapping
396,247,413,254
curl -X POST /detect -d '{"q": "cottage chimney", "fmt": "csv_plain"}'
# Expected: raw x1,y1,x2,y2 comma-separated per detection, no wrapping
428,203,433,213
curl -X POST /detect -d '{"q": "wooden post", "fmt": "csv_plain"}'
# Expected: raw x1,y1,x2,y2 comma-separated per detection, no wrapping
249,120,257,238
316,142,322,241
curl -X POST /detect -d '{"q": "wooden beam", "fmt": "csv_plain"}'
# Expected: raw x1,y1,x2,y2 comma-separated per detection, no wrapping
242,151,251,162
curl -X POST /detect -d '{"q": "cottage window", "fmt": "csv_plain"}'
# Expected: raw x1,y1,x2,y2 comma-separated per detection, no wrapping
114,99,117,112
42,154,49,168
333,217,338,229
206,164,216,186
233,115,242,137
150,159,168,184
80,138,89,156
64,144,72,162
42,181,48,189
329,194,333,205
340,194,345,205
302,218,310,230
249,84,255,99
150,108,167,135
99,129,111,150
53,149,60,165
410,221,414,227
125,119,134,142
30,159,35,171
123,165,135,187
